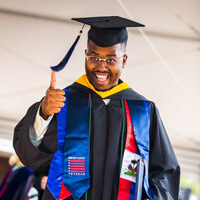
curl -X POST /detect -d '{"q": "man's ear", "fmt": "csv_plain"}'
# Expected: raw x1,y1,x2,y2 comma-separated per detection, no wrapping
122,54,128,68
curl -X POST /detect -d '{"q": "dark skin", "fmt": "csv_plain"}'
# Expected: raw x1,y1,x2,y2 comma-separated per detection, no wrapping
40,41,150,200
40,72,65,120
85,40,127,91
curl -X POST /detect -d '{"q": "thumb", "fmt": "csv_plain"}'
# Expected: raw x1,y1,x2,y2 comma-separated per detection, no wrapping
50,71,56,89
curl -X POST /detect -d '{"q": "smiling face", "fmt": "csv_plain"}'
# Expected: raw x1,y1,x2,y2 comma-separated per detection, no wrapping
85,40,128,91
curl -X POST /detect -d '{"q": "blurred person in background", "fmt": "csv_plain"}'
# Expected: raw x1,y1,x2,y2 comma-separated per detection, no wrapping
0,154,38,200
32,166,49,200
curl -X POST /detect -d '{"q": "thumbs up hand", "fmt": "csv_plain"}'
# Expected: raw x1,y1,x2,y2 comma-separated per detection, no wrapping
40,72,66,120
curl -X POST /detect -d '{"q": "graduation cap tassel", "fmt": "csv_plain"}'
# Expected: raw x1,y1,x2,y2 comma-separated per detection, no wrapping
50,24,85,72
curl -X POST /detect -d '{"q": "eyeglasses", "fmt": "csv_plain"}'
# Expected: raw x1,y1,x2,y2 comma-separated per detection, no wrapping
85,55,124,67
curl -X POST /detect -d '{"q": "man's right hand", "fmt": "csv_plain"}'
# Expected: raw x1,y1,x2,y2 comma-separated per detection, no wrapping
40,72,66,120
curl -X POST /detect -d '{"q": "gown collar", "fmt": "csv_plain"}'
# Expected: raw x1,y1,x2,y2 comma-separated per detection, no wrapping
75,74,131,99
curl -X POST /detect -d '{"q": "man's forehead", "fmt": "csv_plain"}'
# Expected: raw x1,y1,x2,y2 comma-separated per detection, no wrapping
87,41,124,56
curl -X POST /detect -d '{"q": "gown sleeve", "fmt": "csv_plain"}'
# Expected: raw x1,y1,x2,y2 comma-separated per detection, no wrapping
148,103,180,200
13,102,58,170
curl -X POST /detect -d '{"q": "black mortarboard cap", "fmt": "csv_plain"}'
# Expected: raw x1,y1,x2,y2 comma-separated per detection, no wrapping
51,16,144,72
72,16,145,47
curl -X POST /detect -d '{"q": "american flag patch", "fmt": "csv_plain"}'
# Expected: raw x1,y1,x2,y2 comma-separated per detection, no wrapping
68,157,86,176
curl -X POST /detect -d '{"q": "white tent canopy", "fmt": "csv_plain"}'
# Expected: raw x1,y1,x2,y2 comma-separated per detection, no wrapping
0,0,200,181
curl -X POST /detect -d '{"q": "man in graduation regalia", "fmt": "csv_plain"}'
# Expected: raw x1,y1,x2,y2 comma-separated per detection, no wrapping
13,16,180,200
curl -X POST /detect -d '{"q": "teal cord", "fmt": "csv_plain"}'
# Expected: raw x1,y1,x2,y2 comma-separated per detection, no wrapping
85,95,92,200
85,191,88,200
120,99,126,172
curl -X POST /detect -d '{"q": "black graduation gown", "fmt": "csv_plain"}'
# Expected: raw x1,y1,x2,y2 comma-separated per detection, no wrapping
13,82,180,200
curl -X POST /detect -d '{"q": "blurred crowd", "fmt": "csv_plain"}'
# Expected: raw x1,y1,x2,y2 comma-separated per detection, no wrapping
0,154,49,200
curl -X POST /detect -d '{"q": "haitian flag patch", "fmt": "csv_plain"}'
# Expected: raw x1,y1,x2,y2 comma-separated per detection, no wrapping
120,150,143,183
